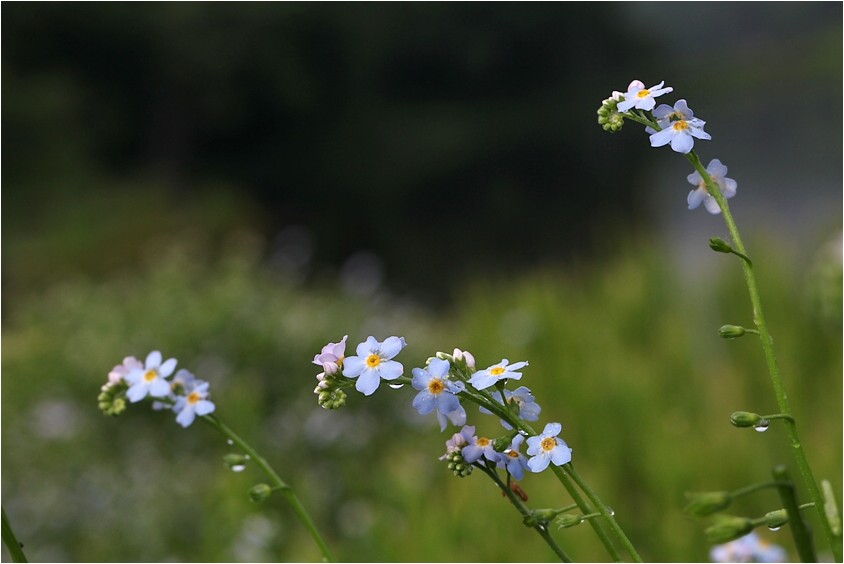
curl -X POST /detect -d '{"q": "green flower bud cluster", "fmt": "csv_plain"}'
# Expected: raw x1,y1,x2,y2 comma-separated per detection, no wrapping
597,96,625,132
98,381,129,416
443,451,473,478
314,372,347,410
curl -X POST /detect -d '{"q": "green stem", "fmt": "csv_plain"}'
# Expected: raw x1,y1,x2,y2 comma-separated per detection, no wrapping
730,481,789,500
686,150,842,562
772,465,817,562
202,415,335,562
562,464,643,563
1,507,27,563
478,463,573,562
457,389,629,562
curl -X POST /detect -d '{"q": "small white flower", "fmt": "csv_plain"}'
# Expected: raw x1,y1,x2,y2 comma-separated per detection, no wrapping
125,351,177,402
649,117,711,154
173,380,216,428
617,80,673,112
468,359,528,391
687,159,737,214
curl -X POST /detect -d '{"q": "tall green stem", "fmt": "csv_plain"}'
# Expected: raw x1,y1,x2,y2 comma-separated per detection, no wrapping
202,415,335,562
686,151,842,562
1,507,27,563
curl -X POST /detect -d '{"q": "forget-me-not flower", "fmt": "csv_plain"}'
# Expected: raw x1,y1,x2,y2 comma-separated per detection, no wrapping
342,336,406,396
439,425,476,460
173,379,216,428
313,335,348,375
411,358,467,431
468,359,528,391
526,422,572,472
617,80,673,112
649,115,711,154
710,531,787,563
461,429,499,464
502,434,529,480
107,356,142,387
687,159,737,214
125,351,177,402
480,385,541,429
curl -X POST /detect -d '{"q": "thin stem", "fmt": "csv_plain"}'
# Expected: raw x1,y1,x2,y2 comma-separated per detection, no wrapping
1,507,27,563
563,464,643,563
477,463,573,562
730,481,789,500
201,415,335,562
686,150,842,562
772,465,817,562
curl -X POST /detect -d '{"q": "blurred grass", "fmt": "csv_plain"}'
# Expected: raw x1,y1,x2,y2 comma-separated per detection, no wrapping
2,230,841,562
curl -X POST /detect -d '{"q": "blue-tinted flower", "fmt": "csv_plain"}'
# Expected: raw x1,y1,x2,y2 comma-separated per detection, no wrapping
710,531,787,563
468,359,528,391
461,430,499,464
152,368,198,411
502,435,529,480
125,351,177,402
173,379,216,428
411,358,467,431
526,422,572,472
649,116,711,154
687,159,738,214
480,386,542,429
617,80,673,112
653,99,695,126
313,335,348,376
342,336,406,396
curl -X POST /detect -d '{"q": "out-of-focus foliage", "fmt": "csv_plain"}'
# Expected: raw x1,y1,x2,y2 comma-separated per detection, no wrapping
2,232,840,562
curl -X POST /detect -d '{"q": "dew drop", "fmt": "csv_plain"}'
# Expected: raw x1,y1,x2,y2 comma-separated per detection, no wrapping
231,464,246,472
518,430,529,436
226,439,234,445
754,420,770,432
388,383,404,389
768,525,781,532
606,506,615,516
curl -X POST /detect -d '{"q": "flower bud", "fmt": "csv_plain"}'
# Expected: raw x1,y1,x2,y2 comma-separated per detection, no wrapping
317,388,347,410
764,509,788,529
709,237,734,254
223,453,249,468
718,325,747,339
523,508,560,527
730,411,763,428
705,515,754,544
556,514,584,529
97,382,129,416
248,483,273,502
684,491,732,517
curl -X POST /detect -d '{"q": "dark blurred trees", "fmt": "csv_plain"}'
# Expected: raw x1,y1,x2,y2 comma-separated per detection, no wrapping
2,3,654,300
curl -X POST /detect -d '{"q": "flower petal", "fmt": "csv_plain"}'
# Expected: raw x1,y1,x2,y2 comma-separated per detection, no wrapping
342,356,366,377
376,360,403,380
145,351,162,369
355,370,381,396
378,336,406,359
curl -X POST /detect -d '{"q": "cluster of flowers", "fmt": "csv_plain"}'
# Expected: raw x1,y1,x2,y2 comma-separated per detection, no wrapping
710,532,786,563
312,335,572,479
98,351,216,427
597,79,737,215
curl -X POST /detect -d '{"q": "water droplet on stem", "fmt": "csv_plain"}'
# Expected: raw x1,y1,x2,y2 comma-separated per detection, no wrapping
754,420,770,432
231,465,246,472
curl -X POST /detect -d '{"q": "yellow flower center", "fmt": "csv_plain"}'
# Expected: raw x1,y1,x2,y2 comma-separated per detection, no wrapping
506,450,520,459
187,391,201,405
490,366,506,376
427,379,444,395
636,88,651,99
540,437,557,452
476,437,491,448
143,369,158,382
366,354,381,368
672,120,690,131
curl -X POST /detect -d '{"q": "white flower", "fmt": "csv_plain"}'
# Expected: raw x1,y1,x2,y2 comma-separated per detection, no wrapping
468,359,528,391
124,351,177,402
617,80,673,112
649,117,711,154
173,380,216,428
342,336,406,396
687,159,737,214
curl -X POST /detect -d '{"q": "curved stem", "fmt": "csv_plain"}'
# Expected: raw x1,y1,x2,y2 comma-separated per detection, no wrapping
201,415,335,562
477,463,573,562
1,507,27,563
686,150,842,562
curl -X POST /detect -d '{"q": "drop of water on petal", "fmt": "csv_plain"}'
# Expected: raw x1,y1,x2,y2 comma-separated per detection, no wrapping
226,439,234,445
754,420,770,432
231,464,246,472
768,525,781,531
388,383,404,390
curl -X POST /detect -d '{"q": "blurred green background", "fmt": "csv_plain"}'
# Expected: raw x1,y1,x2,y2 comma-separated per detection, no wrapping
2,3,841,562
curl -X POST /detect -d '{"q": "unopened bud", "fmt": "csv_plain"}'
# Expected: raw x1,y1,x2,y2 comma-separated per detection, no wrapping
709,237,734,254
705,515,754,544
719,325,747,339
730,411,763,428
223,453,249,468
248,483,273,502
684,491,732,517
764,509,788,529
556,514,584,529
